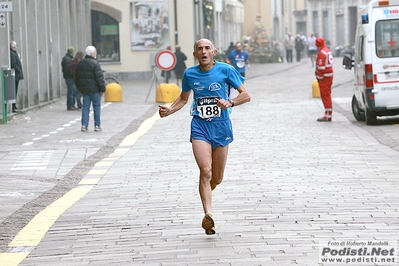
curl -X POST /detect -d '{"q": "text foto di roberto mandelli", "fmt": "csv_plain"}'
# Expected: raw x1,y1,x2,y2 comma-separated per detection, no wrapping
328,240,392,247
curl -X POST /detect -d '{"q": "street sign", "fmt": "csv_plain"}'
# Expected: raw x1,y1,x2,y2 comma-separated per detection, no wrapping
0,13,5,28
0,2,12,12
155,50,176,71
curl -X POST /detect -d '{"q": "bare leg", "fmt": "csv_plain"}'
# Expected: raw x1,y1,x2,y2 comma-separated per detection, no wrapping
192,140,229,214
311,54,316,66
210,145,229,190
192,139,213,214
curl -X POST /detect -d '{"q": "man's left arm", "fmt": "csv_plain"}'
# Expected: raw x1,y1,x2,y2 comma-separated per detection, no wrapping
217,84,251,109
234,84,251,106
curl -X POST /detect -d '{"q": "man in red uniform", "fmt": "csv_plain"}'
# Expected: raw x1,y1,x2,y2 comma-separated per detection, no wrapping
315,37,333,122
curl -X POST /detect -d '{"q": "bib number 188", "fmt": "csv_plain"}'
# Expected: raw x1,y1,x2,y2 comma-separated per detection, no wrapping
198,105,220,119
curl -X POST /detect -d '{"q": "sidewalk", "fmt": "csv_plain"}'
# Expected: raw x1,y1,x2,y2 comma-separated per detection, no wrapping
0,79,160,249
1,60,399,265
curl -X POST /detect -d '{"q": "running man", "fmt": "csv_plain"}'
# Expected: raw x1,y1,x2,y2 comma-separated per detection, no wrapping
158,38,251,235
226,41,250,77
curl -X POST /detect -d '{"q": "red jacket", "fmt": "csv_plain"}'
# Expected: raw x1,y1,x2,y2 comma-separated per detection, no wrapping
315,38,333,80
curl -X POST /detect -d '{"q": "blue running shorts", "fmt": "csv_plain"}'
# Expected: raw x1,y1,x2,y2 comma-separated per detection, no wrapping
190,116,234,150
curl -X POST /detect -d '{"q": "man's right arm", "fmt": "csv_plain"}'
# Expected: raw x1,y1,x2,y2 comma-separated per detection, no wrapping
159,91,191,118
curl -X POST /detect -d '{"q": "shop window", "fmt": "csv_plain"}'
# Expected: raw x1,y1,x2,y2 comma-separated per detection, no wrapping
91,10,120,62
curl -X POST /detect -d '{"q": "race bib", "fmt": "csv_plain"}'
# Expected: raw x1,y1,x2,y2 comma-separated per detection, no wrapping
196,97,221,119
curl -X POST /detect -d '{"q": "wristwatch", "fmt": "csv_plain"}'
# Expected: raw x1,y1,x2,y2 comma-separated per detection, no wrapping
228,99,235,107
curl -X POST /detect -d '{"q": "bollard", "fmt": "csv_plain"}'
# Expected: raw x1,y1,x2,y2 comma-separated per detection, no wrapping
156,83,180,103
105,83,122,102
312,79,320,98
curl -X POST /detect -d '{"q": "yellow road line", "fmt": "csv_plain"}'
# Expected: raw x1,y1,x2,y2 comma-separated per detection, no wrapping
119,111,161,147
0,253,30,266
9,187,92,247
0,110,162,266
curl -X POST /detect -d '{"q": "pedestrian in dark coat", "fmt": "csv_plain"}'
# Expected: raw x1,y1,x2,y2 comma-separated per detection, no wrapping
295,35,304,62
225,42,235,57
173,45,187,86
74,46,105,132
70,51,85,109
62,46,77,110
10,41,24,112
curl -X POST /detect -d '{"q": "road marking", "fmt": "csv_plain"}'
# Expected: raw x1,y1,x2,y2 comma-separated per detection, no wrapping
0,186,92,266
119,110,162,147
0,109,162,266
0,192,34,197
11,151,53,171
21,104,110,146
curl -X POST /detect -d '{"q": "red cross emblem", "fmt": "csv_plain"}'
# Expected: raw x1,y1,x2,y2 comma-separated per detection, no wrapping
388,38,396,47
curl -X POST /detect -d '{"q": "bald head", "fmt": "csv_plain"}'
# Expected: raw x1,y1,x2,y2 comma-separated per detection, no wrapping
193,39,215,51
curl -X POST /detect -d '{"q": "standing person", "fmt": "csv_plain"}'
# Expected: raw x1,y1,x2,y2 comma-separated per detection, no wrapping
226,41,250,77
161,45,173,83
308,32,317,67
225,41,235,57
300,31,307,58
284,33,295,63
315,37,333,122
295,35,304,62
74,46,106,132
9,41,24,113
158,38,251,235
69,51,85,110
62,46,77,110
173,45,187,86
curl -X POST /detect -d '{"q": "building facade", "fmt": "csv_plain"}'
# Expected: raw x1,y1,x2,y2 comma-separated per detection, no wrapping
0,0,246,115
0,0,91,114
93,0,244,77
243,0,369,52
1,0,371,115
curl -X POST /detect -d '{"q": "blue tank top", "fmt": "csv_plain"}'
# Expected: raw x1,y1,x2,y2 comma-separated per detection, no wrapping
182,61,244,121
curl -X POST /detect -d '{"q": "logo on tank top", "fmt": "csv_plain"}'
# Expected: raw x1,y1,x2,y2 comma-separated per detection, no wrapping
209,82,222,91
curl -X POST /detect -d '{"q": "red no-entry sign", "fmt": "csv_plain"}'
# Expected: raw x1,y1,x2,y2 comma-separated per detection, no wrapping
155,50,176,71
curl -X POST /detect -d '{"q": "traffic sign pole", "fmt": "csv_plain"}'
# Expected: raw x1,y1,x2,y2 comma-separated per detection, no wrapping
146,50,177,102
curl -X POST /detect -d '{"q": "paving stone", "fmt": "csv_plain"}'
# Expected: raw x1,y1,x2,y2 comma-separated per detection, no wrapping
2,61,399,265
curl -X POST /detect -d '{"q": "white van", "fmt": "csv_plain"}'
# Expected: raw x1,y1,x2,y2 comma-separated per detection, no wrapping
343,0,399,125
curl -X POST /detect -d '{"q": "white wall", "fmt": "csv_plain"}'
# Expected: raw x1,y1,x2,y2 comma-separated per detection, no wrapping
0,0,91,113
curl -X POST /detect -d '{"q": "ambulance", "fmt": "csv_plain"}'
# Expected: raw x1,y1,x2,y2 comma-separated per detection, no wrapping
342,0,399,125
